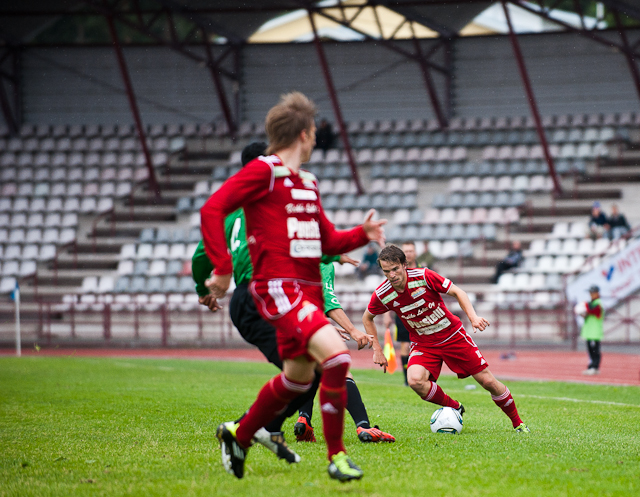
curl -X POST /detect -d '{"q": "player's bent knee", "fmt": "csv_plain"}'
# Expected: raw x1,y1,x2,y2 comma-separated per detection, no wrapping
406,369,428,390
308,324,349,363
474,369,499,391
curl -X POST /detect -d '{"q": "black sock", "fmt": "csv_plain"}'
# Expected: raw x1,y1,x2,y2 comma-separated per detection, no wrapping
346,377,370,429
297,397,314,426
401,355,409,384
264,371,321,432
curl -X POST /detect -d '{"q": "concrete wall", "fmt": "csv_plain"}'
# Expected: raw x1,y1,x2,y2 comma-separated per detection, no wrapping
17,29,640,126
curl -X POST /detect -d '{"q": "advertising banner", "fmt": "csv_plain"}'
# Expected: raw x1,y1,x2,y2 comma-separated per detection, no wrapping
565,237,640,309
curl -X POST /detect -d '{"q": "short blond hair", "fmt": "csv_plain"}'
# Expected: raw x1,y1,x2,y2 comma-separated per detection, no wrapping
265,92,316,155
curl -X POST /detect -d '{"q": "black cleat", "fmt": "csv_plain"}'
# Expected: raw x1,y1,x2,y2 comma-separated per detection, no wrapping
216,422,248,479
252,428,300,464
457,403,466,417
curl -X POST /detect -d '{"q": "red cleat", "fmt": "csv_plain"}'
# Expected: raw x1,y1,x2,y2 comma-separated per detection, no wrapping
357,425,395,443
294,416,316,442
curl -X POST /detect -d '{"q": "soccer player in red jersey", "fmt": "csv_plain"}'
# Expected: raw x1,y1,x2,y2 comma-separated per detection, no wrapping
363,245,529,433
201,92,386,481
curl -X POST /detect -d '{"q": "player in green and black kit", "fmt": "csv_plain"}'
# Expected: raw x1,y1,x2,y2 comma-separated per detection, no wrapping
294,259,396,443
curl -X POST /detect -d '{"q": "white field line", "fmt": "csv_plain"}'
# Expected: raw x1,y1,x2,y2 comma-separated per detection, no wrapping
516,393,640,408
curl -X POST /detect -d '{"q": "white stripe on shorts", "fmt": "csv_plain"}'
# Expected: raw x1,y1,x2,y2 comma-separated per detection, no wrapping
268,280,292,315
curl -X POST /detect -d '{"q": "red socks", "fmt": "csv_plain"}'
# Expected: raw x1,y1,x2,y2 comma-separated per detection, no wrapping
492,387,523,428
235,373,311,447
422,381,461,409
319,352,351,459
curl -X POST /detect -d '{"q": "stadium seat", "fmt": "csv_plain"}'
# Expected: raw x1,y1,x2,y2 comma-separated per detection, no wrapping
551,222,569,238
98,277,115,293
562,239,578,255
169,244,187,260
166,260,183,275
118,260,134,275
423,209,440,224
149,260,167,276
472,208,488,224
153,244,170,259
82,276,99,293
39,245,56,261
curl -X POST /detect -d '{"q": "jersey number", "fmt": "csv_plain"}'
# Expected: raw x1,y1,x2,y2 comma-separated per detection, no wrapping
230,217,242,252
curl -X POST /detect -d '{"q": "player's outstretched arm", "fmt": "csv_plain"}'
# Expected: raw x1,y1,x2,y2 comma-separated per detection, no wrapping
327,308,373,350
192,240,222,312
198,294,222,312
338,254,360,266
362,209,387,248
205,273,232,299
363,310,389,372
447,283,490,333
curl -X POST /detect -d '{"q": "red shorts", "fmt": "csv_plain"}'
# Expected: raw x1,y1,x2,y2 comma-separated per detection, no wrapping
250,279,330,361
408,327,488,381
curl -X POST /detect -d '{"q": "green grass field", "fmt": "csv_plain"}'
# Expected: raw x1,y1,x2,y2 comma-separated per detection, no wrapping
1,356,639,496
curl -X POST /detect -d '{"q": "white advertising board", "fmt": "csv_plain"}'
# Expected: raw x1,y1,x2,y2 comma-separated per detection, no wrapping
565,237,640,310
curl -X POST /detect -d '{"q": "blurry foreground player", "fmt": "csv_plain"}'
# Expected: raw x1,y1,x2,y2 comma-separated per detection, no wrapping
193,143,394,448
201,92,386,481
193,141,306,464
363,245,529,433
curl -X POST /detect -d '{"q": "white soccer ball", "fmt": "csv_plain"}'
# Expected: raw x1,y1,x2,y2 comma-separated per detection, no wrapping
430,406,463,434
574,302,587,317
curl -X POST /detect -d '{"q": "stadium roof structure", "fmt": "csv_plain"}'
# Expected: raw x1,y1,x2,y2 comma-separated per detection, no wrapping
1,0,640,197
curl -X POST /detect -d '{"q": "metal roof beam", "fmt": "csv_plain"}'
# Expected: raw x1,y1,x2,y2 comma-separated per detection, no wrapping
301,2,449,74
512,0,640,60
308,9,363,194
81,0,237,81
377,1,457,38
152,0,245,45
599,0,640,23
104,9,161,199
501,0,562,196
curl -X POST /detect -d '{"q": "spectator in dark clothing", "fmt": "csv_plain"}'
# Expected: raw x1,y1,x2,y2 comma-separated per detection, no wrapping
588,201,608,240
357,243,381,280
492,240,523,284
416,240,436,271
315,119,335,152
608,204,631,240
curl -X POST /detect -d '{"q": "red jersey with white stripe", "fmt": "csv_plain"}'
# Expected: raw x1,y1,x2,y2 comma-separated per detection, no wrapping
201,155,368,284
368,268,463,346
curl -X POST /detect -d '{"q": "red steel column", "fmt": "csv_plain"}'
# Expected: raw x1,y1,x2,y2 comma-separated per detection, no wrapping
308,10,363,194
105,13,161,199
502,1,562,196
613,9,640,103
202,30,237,138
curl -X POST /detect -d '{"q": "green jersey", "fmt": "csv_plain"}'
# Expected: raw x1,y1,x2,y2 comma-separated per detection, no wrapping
580,297,604,341
191,212,344,315
321,256,341,315
191,208,252,297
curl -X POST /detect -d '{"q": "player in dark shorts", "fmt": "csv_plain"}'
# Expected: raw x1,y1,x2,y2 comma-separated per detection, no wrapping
383,241,419,386
293,259,394,444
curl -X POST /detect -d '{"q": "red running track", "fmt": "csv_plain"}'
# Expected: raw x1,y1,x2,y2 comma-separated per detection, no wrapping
2,347,639,386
